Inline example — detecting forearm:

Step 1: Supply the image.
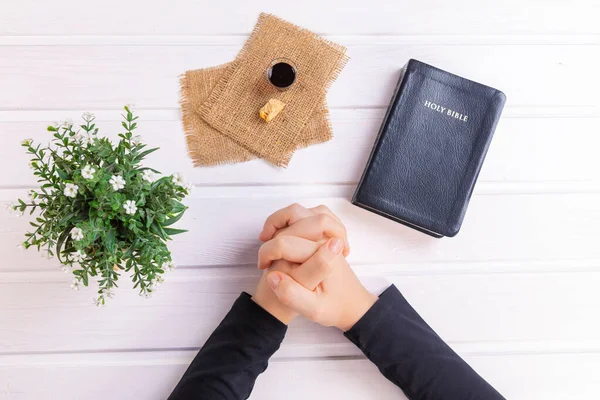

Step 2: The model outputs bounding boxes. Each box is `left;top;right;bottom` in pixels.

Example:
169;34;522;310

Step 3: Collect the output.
169;292;287;400
344;285;504;400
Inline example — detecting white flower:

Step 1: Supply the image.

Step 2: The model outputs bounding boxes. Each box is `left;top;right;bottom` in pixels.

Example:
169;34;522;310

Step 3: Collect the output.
81;164;96;180
70;279;81;291
17;242;26;251
40;249;51;259
63;183;79;198
140;288;152;299
29;160;38;170
63;154;73;161
93;297;105;307
109;175;126;191
82;112;95;121
70;227;84;241
132;135;142;146
162;261;176;272
184;182;193;195
141;169;156;183
62;119;74;129
101;288;115;299
151;275;164;289
123;200;137;215
74;133;88;145
74;132;95;146
70;250;85;262
21;138;33;146
172;173;186;186
5;202;16;214
61;265;71;274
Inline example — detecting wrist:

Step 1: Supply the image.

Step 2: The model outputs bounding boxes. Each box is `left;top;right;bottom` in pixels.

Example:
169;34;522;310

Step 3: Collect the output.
252;275;298;325
336;290;378;331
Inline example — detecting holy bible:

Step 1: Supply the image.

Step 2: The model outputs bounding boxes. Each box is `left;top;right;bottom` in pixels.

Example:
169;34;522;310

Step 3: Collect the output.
352;59;506;237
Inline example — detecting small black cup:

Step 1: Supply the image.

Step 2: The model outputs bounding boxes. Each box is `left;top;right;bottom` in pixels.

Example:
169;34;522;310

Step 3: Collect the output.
267;59;297;90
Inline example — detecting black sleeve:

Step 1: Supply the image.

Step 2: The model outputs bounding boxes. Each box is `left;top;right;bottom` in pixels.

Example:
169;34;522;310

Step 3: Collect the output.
169;292;287;400
344;285;505;400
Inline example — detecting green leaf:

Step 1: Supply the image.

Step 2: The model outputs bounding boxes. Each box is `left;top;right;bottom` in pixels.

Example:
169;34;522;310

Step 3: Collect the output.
55;228;71;263
163;210;186;227
163;227;187;236
169;200;186;214
134;147;158;162
150;221;167;240
105;229;116;253
55;167;69;180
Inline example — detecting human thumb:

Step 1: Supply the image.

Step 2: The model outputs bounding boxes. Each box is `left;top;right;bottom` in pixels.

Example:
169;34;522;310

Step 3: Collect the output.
267;271;319;318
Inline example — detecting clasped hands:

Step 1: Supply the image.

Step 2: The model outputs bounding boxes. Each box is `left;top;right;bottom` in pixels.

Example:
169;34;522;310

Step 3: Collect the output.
252;204;377;331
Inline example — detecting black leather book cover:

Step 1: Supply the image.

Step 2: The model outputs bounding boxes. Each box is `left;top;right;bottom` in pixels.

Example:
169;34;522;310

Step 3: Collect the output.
352;59;506;237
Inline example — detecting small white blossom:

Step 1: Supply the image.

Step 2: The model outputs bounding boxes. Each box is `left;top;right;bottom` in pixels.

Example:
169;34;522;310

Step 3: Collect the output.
70;250;85;262
93;297;106;307
132;135;142;146
141;169;156;183
17;242;26;251
140;288;152;299
63;154;73;161
63;183;79;198
172;173;186;186
162;261;176;272
123;200;137;215
61;265;71;274
70;279;81;291
82;112;95;121
151;275;165;289
29;160;38;170
184;182;193;195
5;202;16;214
62;119;74;129
70;227;84;241
101;288;115;299
74;132;95;146
74;133;88;145
40;249;51;259
109;175;126;191
81;164;96;180
21;138;33;146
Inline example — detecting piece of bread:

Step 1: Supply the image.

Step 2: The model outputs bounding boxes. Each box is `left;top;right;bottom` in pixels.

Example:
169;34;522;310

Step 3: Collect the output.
259;98;286;122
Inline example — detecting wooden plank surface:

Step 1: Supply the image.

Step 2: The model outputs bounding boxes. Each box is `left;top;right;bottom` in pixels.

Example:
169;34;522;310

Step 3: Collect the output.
1;115;599;188
1;351;599;400
0;43;598;109
2;0;599;35
1;268;599;355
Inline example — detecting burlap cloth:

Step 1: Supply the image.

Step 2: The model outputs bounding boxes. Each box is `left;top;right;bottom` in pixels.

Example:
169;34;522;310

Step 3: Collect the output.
181;64;332;166
181;13;348;168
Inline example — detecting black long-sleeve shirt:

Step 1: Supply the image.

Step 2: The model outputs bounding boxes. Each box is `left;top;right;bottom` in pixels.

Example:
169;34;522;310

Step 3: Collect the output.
169;285;504;399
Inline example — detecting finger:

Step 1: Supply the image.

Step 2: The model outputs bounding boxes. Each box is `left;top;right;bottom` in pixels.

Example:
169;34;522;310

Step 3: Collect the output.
267;271;321;320
308;205;342;224
291;237;344;290
304;205;350;255
259;203;313;242
257;236;320;270
274;214;349;256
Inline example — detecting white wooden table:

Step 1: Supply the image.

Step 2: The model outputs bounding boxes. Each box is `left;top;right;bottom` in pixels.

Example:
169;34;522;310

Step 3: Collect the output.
1;1;600;399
